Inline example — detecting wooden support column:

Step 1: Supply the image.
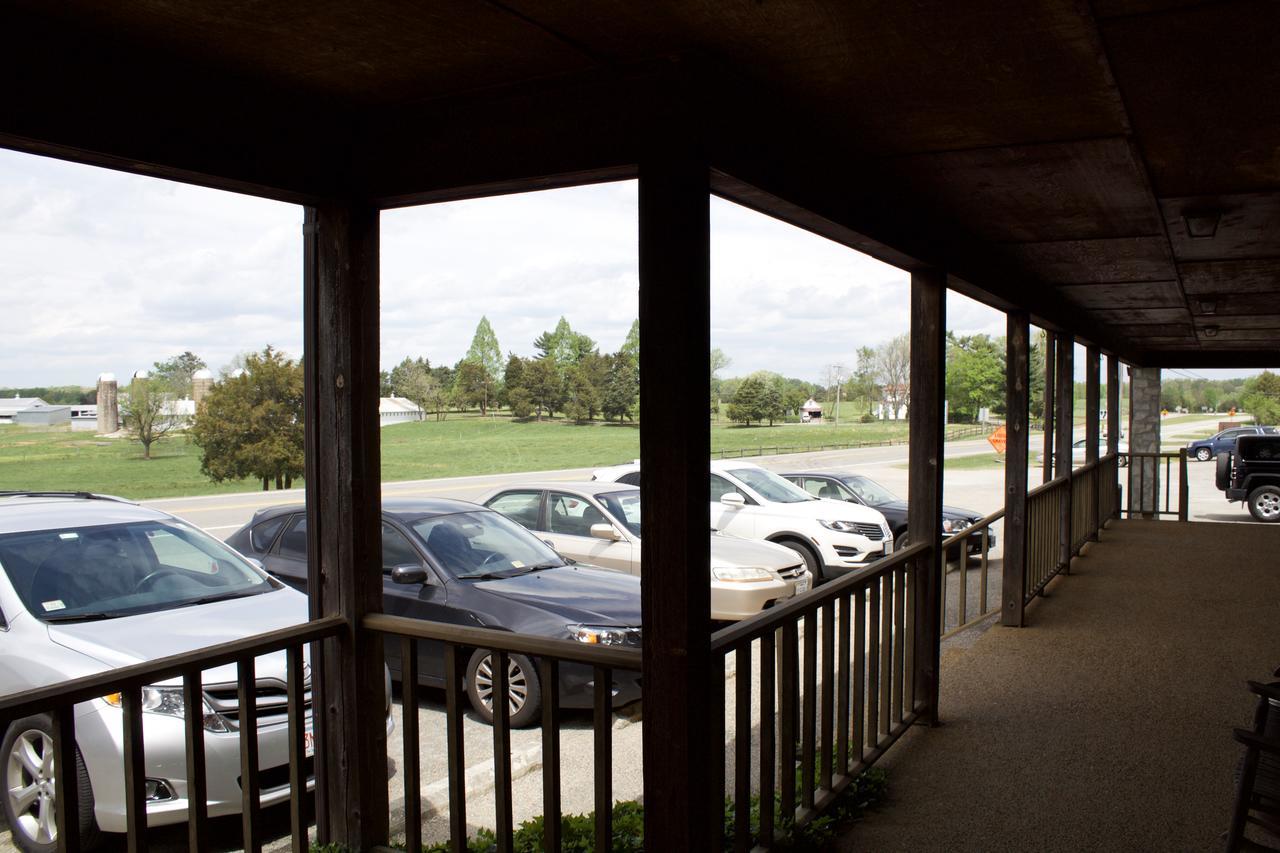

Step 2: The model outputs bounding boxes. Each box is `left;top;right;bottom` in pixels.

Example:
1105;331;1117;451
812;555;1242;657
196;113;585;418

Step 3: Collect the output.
303;202;389;848
1085;346;1100;540
1002;313;1030;627
1107;358;1120;456
638;152;713;851
1055;336;1074;571
909;269;945;724
1042;332;1056;484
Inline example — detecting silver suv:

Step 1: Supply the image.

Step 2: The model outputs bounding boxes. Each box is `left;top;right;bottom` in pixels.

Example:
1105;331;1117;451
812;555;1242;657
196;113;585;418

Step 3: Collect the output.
0;492;378;851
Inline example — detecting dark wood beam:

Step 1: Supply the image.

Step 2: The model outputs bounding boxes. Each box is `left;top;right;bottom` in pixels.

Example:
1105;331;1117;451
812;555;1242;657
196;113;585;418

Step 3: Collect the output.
1055;336;1075;572
1002;312;1030;627
1043;332;1057;484
1107;358;1121;456
303;202;389;847
1085;345;1101;540
637;149;713;852
908;269;945;724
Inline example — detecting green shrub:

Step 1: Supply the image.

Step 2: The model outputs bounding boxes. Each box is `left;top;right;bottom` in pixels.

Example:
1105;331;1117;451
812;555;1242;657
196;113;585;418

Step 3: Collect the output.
859;412;877;423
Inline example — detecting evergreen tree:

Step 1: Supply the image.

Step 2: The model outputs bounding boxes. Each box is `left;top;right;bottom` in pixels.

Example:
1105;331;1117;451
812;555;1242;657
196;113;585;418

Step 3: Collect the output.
524;357;564;420
621;319;640;370
465;316;504;386
602;353;639;422
727;377;768;425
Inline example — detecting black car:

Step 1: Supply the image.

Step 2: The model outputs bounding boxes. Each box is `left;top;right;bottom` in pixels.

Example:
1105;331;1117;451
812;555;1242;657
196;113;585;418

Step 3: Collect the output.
780;472;994;555
1217;434;1280;522
226;498;642;727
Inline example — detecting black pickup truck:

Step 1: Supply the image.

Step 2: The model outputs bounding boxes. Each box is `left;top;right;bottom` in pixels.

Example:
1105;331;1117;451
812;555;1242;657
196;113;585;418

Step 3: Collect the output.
1216;435;1280;522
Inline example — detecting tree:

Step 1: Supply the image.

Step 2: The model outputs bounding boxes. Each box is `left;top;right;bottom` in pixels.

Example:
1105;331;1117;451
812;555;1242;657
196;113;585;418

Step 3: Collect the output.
727;376;768;426
397;362;440;421
465;316;504;387
524;357;564;420
389;357;430;396
873;334;911;418
190;346;305;490
454;359;496;415
565;361;602;422
710;348;732;414
120;374;180;459
946;333;1006;423
602;352;639;422
1242;371;1280;425
621;319;640;371
152;351;207;398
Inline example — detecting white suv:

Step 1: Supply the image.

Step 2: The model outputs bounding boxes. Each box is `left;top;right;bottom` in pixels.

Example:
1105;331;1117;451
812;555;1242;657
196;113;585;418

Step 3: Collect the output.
593;461;892;582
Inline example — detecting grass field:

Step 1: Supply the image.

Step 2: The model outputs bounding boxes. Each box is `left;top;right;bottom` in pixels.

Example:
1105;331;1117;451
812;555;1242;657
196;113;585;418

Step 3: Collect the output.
0;416;1000;501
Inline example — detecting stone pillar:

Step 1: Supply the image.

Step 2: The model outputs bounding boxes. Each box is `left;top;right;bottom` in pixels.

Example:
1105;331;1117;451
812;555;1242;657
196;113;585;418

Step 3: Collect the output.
1128;367;1162;517
96;373;119;433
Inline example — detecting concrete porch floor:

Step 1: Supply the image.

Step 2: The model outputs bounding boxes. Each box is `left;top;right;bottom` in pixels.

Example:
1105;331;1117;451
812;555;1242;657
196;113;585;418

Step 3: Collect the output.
836;519;1280;852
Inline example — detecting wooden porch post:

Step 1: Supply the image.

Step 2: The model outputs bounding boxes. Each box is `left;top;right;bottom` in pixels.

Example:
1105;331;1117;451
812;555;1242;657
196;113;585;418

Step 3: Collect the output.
1042;331;1056;484
1002;312;1029;627
1085;346;1100;540
909;269;945;724
638;151;713;851
303;202;389;848
1107;358;1120;456
1055;336;1074;571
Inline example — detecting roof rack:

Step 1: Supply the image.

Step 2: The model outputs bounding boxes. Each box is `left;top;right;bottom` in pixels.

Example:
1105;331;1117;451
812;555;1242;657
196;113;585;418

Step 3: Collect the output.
0;491;132;503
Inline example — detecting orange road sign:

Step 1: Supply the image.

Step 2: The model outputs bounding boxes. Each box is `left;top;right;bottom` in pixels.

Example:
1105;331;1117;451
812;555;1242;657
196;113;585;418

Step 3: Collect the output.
987;425;1007;454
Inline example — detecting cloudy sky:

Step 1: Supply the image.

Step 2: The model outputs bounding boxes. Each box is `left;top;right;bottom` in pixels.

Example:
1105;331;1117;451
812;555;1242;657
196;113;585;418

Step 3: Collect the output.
0;148;1252;389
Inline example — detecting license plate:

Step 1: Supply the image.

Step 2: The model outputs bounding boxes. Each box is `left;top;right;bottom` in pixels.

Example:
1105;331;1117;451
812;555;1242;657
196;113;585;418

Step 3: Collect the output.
795;577;811;595
303;730;315;758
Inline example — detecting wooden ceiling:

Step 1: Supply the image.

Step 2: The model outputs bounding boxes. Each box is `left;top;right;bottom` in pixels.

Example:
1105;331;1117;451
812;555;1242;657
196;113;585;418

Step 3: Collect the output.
3;0;1277;366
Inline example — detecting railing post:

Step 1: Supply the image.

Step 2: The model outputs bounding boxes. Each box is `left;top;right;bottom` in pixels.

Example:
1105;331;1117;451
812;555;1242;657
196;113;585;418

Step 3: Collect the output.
909;269;945;725
303;201;389;847
1002;312;1029;626
1085;346;1100;540
1055;336;1074;572
1178;448;1190;521
1042;331;1056;484
638;146;713;851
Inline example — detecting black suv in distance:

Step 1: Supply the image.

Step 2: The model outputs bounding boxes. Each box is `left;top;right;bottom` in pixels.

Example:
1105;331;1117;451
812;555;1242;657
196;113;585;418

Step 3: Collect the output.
226;499;643;726
1216;435;1280;522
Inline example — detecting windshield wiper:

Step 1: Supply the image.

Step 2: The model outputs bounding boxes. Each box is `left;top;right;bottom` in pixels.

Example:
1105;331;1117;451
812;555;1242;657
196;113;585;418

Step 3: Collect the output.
43;611;116;623
179;589;268;607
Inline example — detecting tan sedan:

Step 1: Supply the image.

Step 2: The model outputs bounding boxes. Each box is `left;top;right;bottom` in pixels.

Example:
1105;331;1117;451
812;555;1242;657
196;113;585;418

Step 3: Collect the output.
476;481;811;621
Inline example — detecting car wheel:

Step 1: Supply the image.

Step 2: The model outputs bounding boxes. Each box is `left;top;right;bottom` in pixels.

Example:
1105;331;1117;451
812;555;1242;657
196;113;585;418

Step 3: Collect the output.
893;532;910;552
1247;486;1280;523
777;540;823;583
1195;447;1212;462
465;650;542;728
2;716;99;853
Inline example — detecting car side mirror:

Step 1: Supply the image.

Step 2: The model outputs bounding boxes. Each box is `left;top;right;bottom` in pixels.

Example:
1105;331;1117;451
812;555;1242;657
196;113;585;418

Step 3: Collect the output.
720;492;746;508
390;564;428;585
590;523;622;541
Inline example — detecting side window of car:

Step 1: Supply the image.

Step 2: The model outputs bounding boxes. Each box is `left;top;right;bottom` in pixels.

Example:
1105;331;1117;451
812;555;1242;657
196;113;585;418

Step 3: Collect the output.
273;515;308;560
547;493;606;536
796;477;825;497
710;474;746;503
486;491;543;531
382;523;422;573
251;516;288;552
618;471;641;486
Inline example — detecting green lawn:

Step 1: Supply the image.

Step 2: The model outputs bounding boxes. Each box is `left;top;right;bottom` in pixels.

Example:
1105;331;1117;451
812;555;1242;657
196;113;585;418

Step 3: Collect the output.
0;416;999;502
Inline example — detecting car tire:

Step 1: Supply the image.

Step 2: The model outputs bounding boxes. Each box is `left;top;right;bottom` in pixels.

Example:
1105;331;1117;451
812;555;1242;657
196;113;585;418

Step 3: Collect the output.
1195;447;1212;462
1247;486;1280;523
893;532;910;552
2;716;99;853
1216;453;1234;492
777;539;823;583
465;650;542;728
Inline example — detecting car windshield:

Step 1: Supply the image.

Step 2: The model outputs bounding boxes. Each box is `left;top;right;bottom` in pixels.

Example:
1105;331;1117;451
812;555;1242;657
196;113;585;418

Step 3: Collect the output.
840;475;899;506
598;489;642;537
409;510;566;579
0;519;278;622
727;468;815;503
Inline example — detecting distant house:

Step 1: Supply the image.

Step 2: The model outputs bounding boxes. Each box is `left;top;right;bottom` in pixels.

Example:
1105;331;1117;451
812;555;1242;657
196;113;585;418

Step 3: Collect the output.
380;396;423;427
0;396;48;424
801;398;823;423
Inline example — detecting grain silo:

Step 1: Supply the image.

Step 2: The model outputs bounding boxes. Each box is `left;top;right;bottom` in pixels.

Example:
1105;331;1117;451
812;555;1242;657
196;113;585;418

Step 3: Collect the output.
192;368;215;405
96;373;119;433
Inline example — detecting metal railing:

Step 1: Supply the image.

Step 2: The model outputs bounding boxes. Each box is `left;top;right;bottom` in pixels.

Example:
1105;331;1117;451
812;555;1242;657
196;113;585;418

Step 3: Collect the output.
939;510;1003;638
362;614;641;853
1119;450;1189;521
709;543;931;850
0;616;345;853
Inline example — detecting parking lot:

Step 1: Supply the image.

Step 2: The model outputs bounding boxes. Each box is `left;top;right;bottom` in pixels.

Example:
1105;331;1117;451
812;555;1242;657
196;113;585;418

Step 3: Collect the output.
2;418;1257;851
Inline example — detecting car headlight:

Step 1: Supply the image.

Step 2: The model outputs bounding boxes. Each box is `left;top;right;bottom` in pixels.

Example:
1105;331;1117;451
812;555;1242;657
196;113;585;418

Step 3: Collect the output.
570;625;636;645
941;518;972;533
712;566;774;582
818;519;861;532
103;686;229;733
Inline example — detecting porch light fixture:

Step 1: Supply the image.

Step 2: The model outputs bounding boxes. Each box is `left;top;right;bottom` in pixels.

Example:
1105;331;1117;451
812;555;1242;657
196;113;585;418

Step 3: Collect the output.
1183;210;1221;239
1196;298;1218;315
1201;326;1220;338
